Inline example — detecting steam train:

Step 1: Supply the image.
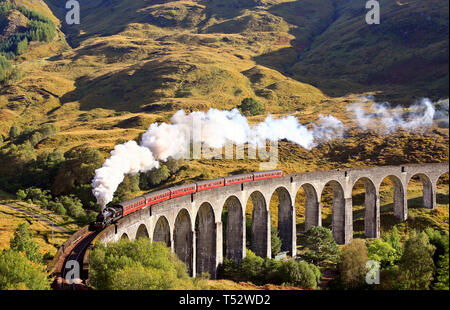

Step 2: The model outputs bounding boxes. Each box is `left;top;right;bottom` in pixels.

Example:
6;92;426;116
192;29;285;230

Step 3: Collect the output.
92;170;283;230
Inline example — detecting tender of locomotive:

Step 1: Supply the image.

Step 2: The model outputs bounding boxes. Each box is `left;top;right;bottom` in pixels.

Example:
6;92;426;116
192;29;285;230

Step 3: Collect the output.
92;169;283;230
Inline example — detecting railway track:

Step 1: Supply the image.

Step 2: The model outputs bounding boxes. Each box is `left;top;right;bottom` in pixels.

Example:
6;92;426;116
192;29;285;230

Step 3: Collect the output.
52;230;99;290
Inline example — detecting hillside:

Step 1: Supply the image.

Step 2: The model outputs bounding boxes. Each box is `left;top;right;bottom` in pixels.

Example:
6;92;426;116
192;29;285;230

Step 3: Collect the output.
0;0;448;192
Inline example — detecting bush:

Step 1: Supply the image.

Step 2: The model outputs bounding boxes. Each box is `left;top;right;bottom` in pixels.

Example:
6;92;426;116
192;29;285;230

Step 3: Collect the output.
237;98;265;116
89;239;198;290
149;164;170;186
338;239;369;289
367;239;400;268
434;252;449;290
301;226;339;267
0;249;50;290
219;249;321;289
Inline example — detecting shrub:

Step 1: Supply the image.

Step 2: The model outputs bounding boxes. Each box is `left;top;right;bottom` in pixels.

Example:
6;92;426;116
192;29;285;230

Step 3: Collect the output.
219;249;321;289
367;239;400;268
89;239;197;290
434;252;449;290
338;239;369;289
0;249;50;290
149;164;170;186
237;98;265;116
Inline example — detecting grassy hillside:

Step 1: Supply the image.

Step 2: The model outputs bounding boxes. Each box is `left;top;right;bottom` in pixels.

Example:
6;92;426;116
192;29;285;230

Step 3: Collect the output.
0;0;448;203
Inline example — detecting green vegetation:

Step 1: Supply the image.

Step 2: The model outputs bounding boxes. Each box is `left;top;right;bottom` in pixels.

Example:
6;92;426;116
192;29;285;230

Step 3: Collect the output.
0;2;56;59
0;223;51;290
16;188;97;225
219;250;321;289
300;226;339;267
237;97;265;116
89;238;207;290
9;222;42;263
330;228;449;290
338;239;369;290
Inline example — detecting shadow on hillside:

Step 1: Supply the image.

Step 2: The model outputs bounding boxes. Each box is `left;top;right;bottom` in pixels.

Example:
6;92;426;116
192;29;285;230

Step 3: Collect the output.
60;59;184;112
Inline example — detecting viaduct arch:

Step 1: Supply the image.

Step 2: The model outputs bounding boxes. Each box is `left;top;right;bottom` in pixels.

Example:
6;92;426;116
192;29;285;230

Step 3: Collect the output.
96;163;448;279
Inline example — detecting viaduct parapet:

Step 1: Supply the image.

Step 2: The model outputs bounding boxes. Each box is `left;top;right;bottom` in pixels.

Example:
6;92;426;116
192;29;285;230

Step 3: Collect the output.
96;163;448;278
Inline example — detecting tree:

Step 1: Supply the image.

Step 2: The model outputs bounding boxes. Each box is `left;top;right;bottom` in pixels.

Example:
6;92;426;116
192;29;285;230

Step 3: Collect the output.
237;98;265;116
165;157;184;174
434;252;449;290
338;239;369;289
0;55;13;83
149;165;170;186
9;223;42;263
53;146;103;195
367;239;400;268
0;249;50;290
89;239;197;290
271;228;282;257
399;231;435;290
302;226;339;266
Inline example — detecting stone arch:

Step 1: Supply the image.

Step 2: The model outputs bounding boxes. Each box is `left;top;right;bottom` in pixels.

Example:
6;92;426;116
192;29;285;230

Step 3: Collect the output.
296;183;320;231
222;196;244;261
153;216;171;247
246;191;270;258
321;180;346;245
407;173;434;209
195;202;216;278
136;224;150;240
351;177;379;238
174;209;193;276
120;233;129;240
269;187;295;255
380;175;406;221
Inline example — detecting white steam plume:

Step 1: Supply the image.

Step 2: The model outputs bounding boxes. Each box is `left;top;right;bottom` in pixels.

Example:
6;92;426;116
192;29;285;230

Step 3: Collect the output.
347;97;437;133
92;109;344;209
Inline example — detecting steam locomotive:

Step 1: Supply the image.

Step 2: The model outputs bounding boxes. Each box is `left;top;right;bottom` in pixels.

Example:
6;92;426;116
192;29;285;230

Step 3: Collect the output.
92;170;283;230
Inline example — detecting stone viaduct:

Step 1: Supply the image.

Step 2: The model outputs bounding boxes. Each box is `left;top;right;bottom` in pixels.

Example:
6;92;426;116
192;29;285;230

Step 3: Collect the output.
96;163;448;278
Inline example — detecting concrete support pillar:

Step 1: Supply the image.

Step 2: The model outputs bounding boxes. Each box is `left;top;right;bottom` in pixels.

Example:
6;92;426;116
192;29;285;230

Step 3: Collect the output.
277;189;295;256
290;204;297;257
364;189;380;238
331;182;351;245
250;193;270;258
191;230;196;278
305;201;321;231
421;176;436;209
393;180;407;221
304;184;321;231
225;198;245;262
344;197;353;245
266;210;272;258
364;182;380;239
215;221;223;279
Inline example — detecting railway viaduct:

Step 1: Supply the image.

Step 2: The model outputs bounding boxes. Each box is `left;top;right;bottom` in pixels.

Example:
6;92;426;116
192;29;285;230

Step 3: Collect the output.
95;163;448;279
